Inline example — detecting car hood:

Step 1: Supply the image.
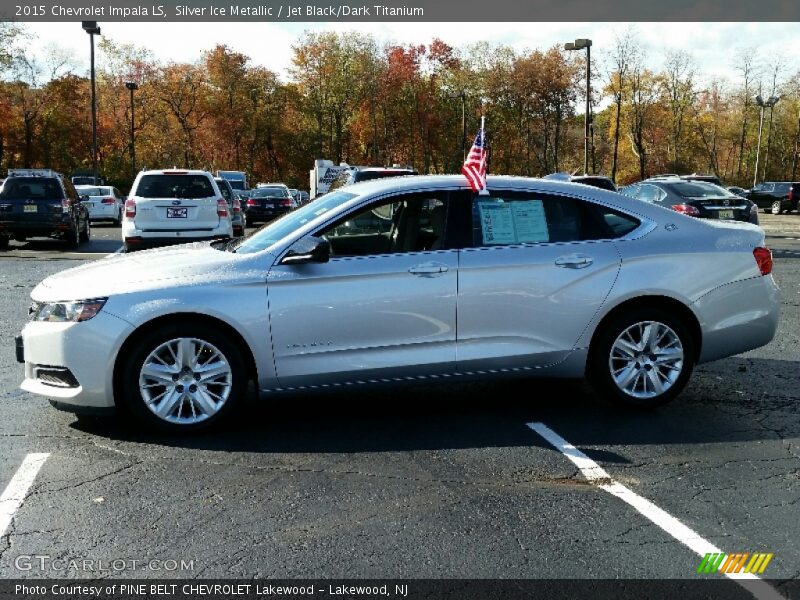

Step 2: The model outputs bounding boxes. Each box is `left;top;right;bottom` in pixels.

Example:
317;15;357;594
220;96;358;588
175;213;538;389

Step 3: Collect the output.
31;243;274;302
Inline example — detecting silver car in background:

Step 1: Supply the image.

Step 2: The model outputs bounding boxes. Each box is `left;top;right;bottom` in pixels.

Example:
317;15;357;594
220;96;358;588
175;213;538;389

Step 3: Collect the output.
17;175;779;432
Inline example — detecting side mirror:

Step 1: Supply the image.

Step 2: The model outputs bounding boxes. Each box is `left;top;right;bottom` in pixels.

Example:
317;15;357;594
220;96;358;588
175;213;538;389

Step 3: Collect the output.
281;236;330;265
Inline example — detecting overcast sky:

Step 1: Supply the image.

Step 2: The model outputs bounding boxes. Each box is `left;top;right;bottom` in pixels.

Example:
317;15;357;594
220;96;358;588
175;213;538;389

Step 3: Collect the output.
22;22;800;90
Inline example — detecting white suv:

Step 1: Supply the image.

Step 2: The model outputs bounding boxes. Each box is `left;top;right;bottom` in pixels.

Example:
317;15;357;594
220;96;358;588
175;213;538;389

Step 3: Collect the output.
122;169;233;251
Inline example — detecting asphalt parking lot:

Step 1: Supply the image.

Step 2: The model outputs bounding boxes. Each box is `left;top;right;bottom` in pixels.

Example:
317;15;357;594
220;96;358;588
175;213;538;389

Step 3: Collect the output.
0;216;798;590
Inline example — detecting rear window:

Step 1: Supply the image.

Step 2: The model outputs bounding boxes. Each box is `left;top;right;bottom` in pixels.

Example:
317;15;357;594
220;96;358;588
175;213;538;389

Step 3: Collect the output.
251;187;289;198
79;187;110;197
135;175;215;199
665;181;733;199
0;178;63;201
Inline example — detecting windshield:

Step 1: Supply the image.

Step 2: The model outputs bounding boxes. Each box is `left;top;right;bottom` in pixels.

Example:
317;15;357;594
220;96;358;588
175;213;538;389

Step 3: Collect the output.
135;174;215;199
235;191;357;254
250;187;289;198
665;181;734;199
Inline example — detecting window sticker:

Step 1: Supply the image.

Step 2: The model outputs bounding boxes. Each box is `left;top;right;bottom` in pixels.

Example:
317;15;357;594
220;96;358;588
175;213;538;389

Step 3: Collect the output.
511;201;549;243
477;199;549;245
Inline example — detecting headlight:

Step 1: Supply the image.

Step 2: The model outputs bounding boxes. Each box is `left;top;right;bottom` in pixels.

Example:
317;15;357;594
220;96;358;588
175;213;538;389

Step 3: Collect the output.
29;298;108;322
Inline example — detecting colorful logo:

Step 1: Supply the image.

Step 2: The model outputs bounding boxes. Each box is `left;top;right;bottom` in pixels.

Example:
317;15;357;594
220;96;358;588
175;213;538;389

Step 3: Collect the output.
697;553;774;575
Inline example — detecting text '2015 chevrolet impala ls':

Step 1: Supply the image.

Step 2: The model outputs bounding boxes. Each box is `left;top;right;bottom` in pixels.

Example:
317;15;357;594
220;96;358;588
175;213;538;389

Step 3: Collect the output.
17;175;779;432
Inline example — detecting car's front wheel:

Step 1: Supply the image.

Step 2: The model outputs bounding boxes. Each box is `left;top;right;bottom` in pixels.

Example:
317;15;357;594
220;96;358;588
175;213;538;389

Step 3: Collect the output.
589;308;695;409
772;200;784;215
119;324;247;432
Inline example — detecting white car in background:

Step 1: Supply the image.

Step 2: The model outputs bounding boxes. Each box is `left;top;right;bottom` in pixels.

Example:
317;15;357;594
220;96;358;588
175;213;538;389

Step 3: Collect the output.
76;185;125;226
121;169;233;252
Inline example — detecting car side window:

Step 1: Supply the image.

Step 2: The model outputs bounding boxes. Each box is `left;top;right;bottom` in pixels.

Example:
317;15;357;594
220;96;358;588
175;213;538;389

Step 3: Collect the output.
63;178;79;201
468;191;636;247
638;185;661;203
620;184;640;199
319;192;449;257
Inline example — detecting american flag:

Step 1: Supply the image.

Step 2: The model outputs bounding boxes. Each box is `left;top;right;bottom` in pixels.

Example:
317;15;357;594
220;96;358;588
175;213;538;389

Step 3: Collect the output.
462;116;488;194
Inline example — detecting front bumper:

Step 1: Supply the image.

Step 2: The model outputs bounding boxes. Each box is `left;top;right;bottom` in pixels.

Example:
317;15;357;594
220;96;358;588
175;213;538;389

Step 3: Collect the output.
19;311;135;410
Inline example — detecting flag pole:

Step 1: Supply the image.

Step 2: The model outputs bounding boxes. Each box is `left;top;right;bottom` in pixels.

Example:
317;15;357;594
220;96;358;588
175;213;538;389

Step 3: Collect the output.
479;115;489;195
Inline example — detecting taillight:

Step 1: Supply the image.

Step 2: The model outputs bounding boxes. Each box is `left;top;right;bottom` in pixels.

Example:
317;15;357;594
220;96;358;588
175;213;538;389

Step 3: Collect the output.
672;203;700;217
789;188;795;202
101;197;115;205
217;198;228;218
753;247;773;276
246;198;257;207
279;199;293;207
124;199;136;218
232;198;241;214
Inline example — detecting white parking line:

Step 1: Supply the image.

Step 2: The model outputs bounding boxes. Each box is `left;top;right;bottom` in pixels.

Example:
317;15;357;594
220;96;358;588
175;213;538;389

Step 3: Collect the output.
0;453;50;537
527;423;784;600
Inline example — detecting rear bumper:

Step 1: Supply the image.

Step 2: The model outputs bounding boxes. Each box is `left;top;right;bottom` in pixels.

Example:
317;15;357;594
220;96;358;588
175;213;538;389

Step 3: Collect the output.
693;274;780;364
86;204;119;220
124;235;229;250
245;208;290;222
0;218;71;237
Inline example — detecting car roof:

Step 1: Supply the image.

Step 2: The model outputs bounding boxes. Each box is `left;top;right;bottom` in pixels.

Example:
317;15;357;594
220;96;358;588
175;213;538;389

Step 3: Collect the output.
139;169;212;176
338;174;632;204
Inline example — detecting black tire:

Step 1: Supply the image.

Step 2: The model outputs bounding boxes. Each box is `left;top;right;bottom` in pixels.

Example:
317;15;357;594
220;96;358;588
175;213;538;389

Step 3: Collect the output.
0;236;9;250
65;222;80;249
771;200;784;215
118;323;247;432
113;211;122;227
79;218;91;243
588;307;695;409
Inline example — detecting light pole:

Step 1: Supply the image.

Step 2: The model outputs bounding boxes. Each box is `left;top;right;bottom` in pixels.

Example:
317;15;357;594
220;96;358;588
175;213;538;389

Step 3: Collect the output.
82;21;101;185
763;95;780;181
125;81;138;181
565;38;592;175
753;94;780;188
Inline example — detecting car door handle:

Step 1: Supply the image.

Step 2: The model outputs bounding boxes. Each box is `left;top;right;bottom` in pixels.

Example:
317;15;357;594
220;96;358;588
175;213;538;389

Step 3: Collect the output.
555;254;594;269
408;262;448;277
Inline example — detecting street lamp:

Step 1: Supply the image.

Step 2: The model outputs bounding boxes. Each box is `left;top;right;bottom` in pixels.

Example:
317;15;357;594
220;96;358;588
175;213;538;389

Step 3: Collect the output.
82;21;101;185
565;38;592;175
125;81;139;181
753;94;780;188
763;95;780;182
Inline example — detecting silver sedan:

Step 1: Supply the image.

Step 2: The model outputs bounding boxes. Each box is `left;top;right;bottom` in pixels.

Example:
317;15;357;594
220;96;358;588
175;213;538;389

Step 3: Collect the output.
18;175;779;431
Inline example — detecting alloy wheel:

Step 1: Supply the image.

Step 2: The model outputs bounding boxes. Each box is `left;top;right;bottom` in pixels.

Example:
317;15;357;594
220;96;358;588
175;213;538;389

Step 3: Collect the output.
608;321;684;399
138;337;233;425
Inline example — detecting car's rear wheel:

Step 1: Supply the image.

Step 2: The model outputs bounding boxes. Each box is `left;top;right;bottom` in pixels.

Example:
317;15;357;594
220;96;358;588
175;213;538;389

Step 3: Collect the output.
79;218;91;243
0;236;9;250
113;210;122;227
66;222;80;249
772;200;784;215
119;324;246;432
589;308;695;409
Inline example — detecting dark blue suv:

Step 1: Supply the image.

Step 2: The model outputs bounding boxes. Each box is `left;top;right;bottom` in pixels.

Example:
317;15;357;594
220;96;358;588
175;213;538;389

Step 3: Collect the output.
0;169;91;249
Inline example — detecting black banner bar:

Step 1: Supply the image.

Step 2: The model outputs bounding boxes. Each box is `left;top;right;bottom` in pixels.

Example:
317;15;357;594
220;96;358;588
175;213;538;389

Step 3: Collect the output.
2;0;800;22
